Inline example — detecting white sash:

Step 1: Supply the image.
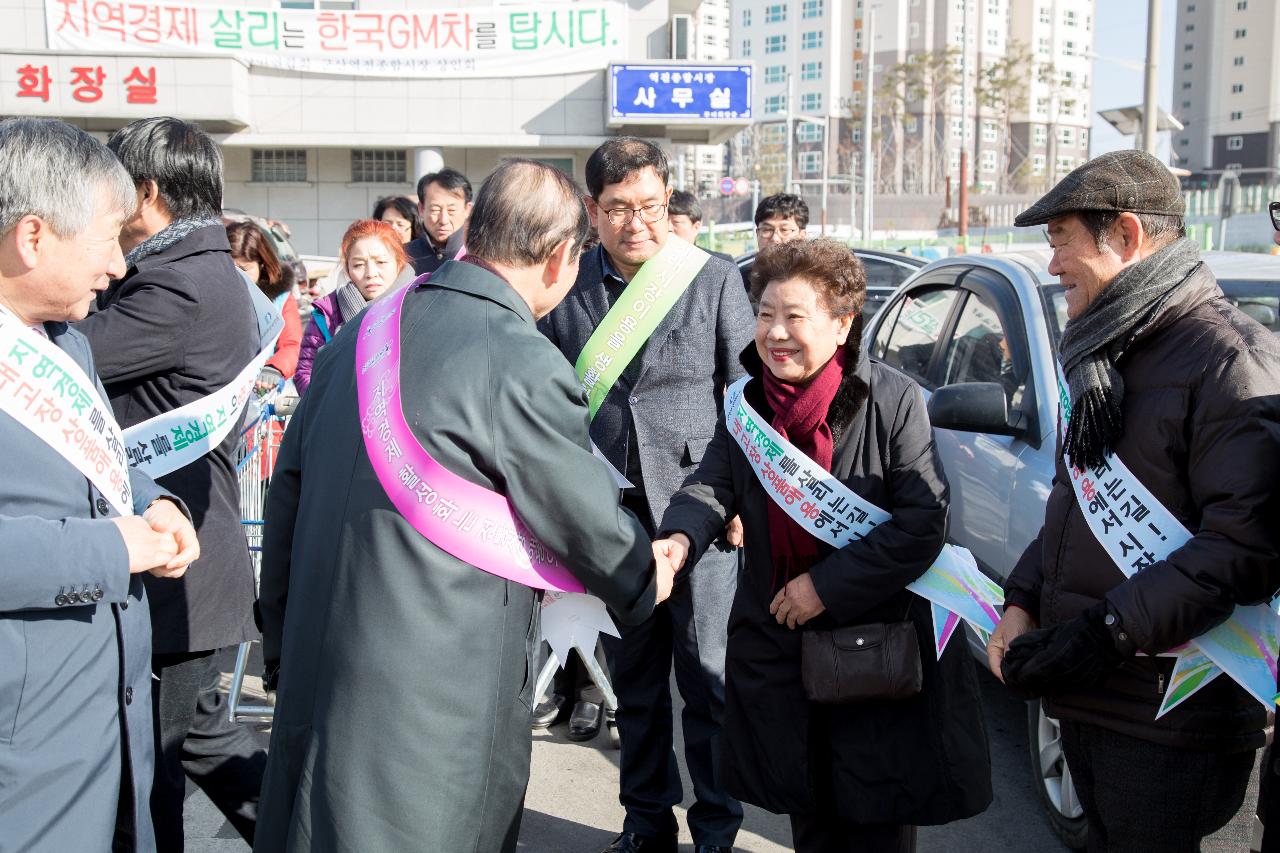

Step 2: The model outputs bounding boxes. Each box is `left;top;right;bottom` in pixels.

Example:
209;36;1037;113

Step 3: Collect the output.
122;280;283;479
0;309;133;515
724;376;1005;657
1056;365;1279;715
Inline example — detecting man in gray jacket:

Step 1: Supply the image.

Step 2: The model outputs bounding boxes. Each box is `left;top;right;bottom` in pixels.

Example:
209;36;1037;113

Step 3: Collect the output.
0;117;198;853
540;138;754;853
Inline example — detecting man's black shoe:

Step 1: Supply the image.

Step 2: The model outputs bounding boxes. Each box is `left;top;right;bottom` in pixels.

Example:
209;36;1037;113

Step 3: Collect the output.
600;831;678;853
531;693;568;730
567;700;603;741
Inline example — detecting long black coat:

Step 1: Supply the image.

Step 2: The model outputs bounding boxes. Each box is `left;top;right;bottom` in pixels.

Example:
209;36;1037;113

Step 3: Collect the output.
78;224;259;654
1005;263;1280;750
661;343;993;824
255;261;658;853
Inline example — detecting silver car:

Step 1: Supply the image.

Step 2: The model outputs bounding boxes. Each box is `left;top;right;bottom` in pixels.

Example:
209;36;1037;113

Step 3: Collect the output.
863;248;1279;849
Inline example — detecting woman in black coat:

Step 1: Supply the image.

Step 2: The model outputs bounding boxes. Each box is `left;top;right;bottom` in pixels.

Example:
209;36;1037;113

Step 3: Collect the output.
658;240;992;852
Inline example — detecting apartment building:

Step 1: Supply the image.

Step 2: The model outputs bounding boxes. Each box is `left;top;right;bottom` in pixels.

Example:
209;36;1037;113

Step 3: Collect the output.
1173;0;1280;187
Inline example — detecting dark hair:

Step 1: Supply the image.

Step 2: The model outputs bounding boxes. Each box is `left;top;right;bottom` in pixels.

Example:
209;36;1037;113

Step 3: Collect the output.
416;167;473;205
755;193;810;230
373;195;422;240
226;220;291;299
1078;210;1186;250
467;159;591;267
585;137;670;199
750;239;866;319
668;189;703;224
107;117;222;220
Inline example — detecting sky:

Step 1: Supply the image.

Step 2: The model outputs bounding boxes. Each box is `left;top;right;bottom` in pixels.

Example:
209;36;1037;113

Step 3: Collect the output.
1089;0;1177;161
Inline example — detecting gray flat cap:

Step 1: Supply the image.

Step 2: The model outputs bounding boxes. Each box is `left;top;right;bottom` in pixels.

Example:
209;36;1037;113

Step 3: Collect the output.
1014;149;1184;227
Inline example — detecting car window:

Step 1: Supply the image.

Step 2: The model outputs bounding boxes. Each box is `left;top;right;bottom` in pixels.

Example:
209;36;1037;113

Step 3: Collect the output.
862;258;915;292
1219;280;1280;336
939;291;1026;410
863;290;891;322
879;288;959;384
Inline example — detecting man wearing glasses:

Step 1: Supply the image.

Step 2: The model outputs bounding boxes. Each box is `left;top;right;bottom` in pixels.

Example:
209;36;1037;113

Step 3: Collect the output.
754;193;809;246
540;137;753;853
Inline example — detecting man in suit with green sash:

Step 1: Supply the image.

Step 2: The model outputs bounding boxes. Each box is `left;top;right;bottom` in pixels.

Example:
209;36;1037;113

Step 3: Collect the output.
540;137;755;853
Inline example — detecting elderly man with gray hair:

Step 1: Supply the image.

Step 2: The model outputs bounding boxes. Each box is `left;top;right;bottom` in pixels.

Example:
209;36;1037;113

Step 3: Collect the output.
987;149;1280;850
254;158;672;853
0;117;199;852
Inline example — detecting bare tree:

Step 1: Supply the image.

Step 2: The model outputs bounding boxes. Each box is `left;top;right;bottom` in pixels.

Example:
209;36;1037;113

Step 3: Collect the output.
975;40;1033;194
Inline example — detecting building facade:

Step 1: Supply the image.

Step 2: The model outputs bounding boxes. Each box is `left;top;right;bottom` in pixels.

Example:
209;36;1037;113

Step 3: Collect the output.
1172;0;1280;187
732;0;1093;200
1;0;748;254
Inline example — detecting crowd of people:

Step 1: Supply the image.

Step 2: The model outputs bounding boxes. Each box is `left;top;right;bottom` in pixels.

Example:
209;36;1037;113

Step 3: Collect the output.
1;114;1279;853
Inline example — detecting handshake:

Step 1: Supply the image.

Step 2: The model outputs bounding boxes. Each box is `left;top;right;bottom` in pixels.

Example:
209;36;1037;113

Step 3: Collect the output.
650;532;692;605
110;498;201;579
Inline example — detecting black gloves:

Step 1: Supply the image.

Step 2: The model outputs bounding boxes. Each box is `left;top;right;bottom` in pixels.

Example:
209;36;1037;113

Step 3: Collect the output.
1001;602;1128;698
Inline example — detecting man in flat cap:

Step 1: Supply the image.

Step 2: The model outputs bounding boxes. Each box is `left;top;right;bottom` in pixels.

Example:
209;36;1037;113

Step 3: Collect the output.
986;149;1280;850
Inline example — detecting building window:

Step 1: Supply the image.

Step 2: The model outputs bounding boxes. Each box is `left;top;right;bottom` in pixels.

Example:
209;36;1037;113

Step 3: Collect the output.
981;120;997;142
351;149;406;183
1035;97;1048;115
1180;137;1190;146
1182;81;1192;90
1039;7;1050;24
980;150;997;173
742;9;751;26
1033;155;1045;175
801;92;822;111
910;22;920;39
1237;1;1247;8
1080;129;1088;148
1063;40;1076;56
905;115;918;133
798;122;824;142
765;65;786;84
252;149;307;183
1182;100;1192;109
765;34;786;53
764;94;787;114
852;127;862;144
1185;24;1194;31
742;39;751;56
951;117;963;139
1234;56;1245;66
1065;10;1077;26
799;151;822;175
801;61;822;80
1227;135;1244;150
1038;37;1050;56
1231;111;1243;120
765;4;786;24
802;31;823;50
1234;28;1246;38
802;0;824;19
853;62;862;81
986;29;999;48
1183;62;1192;70
1060;127;1074;145
1057;156;1074;172
1232;83;1244;93
1184;43;1193;51
1033;124;1046;146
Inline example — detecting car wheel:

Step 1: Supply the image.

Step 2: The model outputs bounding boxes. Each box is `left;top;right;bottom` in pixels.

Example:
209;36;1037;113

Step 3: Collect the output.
1027;700;1088;849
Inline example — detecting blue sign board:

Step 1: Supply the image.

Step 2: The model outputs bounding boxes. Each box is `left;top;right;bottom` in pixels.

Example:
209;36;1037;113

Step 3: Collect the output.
609;64;752;122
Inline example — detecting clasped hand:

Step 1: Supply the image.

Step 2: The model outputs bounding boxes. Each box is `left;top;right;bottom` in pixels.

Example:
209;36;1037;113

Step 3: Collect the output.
650;533;692;606
769;573;826;629
111;498;201;579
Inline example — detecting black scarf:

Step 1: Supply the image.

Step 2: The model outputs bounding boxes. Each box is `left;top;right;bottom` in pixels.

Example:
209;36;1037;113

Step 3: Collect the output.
1059;237;1202;470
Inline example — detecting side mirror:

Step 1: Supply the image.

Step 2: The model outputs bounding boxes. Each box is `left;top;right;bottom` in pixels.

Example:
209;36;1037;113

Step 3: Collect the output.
928;382;1015;435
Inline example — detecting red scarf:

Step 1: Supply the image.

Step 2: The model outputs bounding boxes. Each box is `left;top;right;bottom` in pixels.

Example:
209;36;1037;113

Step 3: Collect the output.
762;347;848;590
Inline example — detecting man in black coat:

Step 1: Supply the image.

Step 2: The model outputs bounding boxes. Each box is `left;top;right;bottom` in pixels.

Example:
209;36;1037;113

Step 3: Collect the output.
404;166;471;275
77;117;267;850
989;151;1280;850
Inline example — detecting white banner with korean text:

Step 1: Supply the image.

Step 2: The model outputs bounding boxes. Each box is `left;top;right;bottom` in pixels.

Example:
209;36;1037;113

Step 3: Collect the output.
45;0;627;79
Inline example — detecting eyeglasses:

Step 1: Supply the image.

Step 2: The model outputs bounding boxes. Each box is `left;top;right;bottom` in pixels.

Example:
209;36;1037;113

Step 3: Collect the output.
1270;200;1280;232
757;225;801;239
602;203;667;227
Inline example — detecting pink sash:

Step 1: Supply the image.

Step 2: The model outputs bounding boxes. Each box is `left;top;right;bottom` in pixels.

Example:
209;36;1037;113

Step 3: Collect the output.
355;280;584;592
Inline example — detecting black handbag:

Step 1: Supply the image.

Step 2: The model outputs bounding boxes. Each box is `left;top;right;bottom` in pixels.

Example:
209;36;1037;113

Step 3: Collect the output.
800;608;923;704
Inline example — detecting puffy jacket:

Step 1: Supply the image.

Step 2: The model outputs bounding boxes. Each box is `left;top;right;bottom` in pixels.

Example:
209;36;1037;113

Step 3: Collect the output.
295;291;346;394
1005;262;1280;751
265;291;302;380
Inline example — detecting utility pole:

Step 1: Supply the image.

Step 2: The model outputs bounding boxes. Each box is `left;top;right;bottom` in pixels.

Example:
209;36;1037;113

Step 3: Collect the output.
1140;0;1161;154
861;8;875;243
958;0;970;243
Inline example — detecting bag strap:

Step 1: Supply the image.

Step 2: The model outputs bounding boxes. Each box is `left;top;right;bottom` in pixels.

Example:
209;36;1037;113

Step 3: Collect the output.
313;308;332;342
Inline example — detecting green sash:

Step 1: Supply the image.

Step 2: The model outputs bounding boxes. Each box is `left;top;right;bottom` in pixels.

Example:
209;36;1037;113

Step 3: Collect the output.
574;236;709;418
